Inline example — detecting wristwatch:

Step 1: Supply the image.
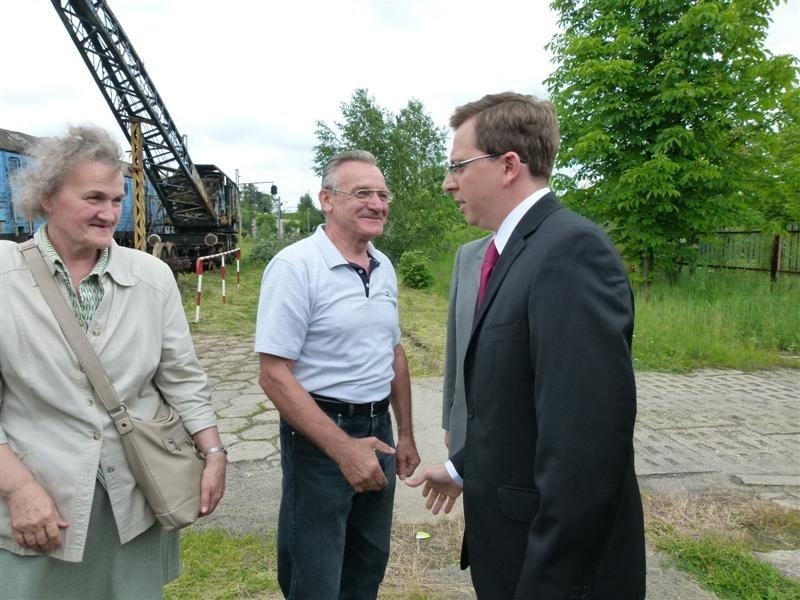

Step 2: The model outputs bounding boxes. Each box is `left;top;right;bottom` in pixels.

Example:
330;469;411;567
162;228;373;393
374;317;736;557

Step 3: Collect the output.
202;446;228;459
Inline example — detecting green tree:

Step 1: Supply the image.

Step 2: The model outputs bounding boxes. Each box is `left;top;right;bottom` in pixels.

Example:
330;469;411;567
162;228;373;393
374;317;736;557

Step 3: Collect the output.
296;193;325;233
547;0;799;279
736;86;800;231
240;183;275;236
255;212;276;239
313;89;462;259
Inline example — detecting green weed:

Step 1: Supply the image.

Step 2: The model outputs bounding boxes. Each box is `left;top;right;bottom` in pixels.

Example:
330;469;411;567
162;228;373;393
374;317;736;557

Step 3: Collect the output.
164;529;279;600
634;269;800;371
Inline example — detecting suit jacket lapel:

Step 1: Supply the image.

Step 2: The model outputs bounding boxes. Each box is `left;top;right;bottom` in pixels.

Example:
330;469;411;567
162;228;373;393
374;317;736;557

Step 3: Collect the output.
472;193;562;331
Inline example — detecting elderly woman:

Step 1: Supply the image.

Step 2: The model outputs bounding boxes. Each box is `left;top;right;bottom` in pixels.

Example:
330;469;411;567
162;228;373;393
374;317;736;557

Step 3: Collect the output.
0;125;226;599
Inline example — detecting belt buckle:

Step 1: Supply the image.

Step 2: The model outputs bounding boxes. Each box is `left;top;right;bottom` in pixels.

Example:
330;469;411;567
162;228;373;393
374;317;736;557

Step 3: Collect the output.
370;401;375;418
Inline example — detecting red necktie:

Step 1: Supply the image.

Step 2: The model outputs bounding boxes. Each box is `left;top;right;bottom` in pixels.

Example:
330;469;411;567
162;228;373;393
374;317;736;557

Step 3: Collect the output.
476;240;499;308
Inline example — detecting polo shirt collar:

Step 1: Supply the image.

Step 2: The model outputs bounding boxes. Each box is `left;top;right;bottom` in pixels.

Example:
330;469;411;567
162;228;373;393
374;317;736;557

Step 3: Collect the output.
313;224;380;270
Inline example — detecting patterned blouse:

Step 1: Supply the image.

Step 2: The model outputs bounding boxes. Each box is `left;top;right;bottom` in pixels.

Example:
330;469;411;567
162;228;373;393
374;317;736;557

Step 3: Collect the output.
35;226;109;331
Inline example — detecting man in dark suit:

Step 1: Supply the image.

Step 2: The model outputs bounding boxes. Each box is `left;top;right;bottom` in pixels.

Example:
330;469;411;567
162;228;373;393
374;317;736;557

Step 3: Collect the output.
442;234;492;456
407;92;646;599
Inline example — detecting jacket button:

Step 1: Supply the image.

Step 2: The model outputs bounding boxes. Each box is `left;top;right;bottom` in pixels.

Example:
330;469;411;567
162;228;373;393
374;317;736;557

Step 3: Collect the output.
467;409;475;419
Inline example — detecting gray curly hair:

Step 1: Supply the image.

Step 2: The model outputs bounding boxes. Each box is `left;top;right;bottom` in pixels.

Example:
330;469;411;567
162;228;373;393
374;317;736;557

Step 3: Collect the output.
12;125;123;220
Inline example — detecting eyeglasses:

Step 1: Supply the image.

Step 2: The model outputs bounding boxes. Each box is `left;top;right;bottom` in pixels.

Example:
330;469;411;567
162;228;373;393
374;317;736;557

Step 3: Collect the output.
446;152;529;175
326;187;393;203
446;153;502;175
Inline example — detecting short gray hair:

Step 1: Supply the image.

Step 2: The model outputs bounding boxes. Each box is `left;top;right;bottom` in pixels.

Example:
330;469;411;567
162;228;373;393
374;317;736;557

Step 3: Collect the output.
320;150;378;190
12;125;123;220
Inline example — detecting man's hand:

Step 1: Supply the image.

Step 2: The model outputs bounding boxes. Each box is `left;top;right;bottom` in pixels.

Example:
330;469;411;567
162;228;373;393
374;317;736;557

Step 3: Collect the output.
7;480;68;554
405;464;462;514
336;437;395;493
395;434;420;480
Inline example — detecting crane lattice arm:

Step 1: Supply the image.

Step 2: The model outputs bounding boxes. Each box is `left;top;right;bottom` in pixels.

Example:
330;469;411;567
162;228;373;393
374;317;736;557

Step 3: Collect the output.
51;0;218;227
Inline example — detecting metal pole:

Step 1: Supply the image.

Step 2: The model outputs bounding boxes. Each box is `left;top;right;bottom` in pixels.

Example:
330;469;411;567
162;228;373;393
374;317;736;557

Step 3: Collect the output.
250;186;256;239
235;169;242;236
131;120;145;251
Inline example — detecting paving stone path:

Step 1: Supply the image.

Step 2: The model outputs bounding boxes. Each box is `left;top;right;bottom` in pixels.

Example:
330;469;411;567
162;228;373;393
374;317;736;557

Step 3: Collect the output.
193;333;800;599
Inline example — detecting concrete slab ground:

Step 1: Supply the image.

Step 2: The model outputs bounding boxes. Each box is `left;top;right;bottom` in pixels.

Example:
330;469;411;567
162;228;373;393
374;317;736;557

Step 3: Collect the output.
193;334;799;598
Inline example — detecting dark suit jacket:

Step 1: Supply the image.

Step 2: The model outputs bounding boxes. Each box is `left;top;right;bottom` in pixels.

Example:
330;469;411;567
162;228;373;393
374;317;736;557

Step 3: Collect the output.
451;193;646;599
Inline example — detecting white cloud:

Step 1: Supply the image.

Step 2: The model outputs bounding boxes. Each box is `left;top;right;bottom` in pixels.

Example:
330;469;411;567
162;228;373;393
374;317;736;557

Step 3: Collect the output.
2;0;797;210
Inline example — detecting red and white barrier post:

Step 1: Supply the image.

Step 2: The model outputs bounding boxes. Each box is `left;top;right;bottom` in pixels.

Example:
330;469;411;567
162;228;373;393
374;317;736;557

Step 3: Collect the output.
194;258;205;323
236;249;241;288
194;248;240;323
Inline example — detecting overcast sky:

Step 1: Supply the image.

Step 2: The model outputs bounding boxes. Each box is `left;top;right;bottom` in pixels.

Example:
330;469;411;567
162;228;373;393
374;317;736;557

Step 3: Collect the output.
2;1;798;210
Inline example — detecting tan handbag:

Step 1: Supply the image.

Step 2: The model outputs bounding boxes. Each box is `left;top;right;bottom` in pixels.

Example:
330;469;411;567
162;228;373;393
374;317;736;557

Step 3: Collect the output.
20;240;204;531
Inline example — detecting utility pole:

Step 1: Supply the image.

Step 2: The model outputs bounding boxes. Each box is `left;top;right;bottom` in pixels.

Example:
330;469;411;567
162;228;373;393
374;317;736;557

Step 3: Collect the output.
237;180;278;240
250;186;256;239
275;196;283;239
235;169;242;237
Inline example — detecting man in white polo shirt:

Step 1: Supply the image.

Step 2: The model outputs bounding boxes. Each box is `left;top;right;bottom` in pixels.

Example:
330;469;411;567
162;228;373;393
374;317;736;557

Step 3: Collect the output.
255;150;420;599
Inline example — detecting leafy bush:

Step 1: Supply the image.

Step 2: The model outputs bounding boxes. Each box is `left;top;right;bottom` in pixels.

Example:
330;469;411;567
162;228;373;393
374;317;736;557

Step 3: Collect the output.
255;213;276;239
398;250;434;289
248;233;303;266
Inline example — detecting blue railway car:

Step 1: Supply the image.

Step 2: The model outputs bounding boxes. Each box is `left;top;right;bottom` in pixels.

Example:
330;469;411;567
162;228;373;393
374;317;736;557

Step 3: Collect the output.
0;129;42;240
1;127;166;244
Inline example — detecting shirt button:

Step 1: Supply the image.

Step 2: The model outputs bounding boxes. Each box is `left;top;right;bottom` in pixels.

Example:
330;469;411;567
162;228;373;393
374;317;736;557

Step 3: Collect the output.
88;399;94;406
93;432;102;440
107;466;115;473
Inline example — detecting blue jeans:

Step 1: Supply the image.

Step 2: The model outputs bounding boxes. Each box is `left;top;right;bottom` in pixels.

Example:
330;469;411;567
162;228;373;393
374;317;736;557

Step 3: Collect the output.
278;411;396;600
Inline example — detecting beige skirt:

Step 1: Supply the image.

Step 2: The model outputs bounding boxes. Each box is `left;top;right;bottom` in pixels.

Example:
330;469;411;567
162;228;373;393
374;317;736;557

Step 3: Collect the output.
0;480;179;600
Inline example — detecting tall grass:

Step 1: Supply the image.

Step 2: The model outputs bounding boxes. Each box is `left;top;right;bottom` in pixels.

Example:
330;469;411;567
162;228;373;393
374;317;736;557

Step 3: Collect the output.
398;287;448;376
182;241;798;374
427;226;487;298
633;269;800;371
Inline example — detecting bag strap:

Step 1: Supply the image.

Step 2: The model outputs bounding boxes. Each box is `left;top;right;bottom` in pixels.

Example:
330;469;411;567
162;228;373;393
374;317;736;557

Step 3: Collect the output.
19;240;134;436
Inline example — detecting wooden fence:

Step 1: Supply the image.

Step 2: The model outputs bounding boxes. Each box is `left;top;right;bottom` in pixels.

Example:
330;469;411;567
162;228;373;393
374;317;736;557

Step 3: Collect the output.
696;227;800;279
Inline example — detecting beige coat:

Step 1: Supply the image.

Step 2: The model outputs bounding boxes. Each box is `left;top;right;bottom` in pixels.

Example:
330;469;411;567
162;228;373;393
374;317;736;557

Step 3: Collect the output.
0;239;216;562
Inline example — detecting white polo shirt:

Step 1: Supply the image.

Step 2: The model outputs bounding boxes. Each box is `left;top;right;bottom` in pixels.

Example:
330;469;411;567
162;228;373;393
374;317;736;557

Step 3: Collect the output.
254;225;400;403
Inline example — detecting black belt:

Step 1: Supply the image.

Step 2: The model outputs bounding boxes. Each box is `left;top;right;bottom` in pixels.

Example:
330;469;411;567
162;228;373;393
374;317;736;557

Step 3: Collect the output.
311;394;390;417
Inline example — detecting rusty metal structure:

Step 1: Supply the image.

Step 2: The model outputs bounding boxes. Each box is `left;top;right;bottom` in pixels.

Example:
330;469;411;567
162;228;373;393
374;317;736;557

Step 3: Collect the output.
50;0;240;269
